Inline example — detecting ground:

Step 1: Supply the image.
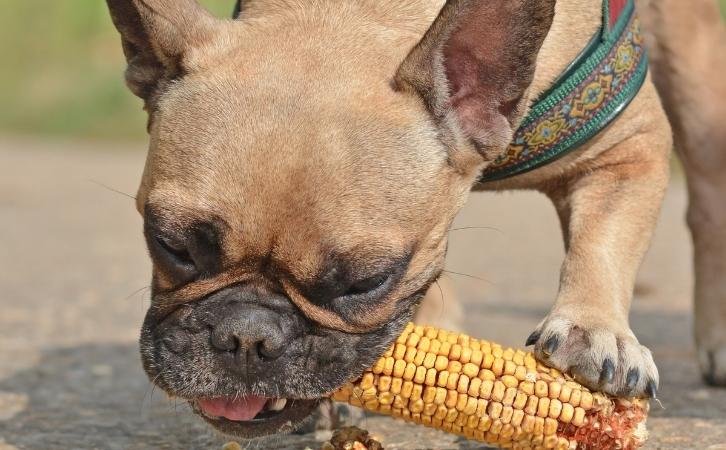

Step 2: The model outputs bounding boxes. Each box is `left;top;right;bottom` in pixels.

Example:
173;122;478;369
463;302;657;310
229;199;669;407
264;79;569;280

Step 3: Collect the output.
1;136;725;450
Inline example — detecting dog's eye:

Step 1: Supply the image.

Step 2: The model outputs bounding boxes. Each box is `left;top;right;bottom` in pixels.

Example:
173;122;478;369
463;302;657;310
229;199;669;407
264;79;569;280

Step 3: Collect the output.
150;235;198;284
345;273;390;297
156;236;192;263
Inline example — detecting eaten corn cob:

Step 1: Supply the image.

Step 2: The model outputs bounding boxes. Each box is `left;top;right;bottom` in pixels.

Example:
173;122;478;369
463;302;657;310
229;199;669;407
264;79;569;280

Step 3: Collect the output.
332;323;649;450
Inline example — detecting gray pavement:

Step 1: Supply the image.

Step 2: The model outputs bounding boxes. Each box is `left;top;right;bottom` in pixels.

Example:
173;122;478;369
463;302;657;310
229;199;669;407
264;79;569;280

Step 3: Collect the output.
1;136;724;449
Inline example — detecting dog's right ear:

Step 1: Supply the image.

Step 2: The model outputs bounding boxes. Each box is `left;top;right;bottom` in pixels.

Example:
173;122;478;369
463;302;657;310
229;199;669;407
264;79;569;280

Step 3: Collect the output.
106;0;218;111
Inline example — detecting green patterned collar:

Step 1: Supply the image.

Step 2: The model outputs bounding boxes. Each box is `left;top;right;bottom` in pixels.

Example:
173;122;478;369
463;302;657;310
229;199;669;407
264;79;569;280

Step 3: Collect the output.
478;0;648;183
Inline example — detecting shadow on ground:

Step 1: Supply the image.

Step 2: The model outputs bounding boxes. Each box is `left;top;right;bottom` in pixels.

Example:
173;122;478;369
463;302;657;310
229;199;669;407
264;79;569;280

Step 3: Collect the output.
0;343;484;450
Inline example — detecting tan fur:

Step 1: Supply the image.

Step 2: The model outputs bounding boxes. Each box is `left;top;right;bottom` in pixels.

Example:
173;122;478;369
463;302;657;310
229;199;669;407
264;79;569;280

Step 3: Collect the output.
107;0;726;396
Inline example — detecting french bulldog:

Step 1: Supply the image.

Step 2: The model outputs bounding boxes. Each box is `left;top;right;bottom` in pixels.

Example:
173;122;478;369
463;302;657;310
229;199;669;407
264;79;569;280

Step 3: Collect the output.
106;0;726;439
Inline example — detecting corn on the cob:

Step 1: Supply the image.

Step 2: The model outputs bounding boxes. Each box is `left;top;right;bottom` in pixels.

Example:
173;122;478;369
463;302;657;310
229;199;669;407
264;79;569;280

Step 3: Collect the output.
332;323;649;450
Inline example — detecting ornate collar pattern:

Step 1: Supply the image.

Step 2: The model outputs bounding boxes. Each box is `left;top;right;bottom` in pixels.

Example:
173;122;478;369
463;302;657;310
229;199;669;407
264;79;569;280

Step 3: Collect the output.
478;0;648;183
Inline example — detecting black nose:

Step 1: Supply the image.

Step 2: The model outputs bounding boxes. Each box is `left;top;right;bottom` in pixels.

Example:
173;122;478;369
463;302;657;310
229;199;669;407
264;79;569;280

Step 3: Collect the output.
210;305;289;361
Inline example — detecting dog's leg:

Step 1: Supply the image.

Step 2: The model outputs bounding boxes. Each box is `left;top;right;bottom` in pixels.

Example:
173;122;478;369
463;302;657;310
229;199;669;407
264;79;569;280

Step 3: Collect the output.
640;0;726;386
528;118;671;397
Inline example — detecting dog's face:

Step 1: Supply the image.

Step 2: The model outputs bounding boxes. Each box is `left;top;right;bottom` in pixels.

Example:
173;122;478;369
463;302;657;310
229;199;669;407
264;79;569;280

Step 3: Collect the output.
107;0;553;438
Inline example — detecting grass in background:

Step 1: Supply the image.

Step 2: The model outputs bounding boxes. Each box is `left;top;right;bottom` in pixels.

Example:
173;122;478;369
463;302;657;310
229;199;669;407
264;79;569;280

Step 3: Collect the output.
0;1;236;142
1;1;725;142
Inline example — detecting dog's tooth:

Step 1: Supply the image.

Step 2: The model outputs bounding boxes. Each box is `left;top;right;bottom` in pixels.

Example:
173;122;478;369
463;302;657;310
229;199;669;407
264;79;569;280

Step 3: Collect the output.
269;398;287;411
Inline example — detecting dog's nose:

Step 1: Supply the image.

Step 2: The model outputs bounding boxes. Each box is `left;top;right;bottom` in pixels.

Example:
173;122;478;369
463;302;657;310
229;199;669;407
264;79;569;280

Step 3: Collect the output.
210;305;289;361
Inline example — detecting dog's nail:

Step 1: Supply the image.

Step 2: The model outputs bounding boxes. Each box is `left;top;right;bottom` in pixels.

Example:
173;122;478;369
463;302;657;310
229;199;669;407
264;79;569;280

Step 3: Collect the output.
543;335;560;356
599;358;615;385
525;331;540;346
625;368;640;390
646;380;658;399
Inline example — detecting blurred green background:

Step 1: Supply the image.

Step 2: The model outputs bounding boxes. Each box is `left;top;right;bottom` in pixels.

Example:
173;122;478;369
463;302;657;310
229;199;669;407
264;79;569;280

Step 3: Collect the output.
1;0;725;143
0;1;235;142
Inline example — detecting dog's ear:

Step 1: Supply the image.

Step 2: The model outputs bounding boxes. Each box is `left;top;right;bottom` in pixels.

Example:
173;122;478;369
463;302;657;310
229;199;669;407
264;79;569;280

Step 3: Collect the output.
106;0;217;110
395;0;556;167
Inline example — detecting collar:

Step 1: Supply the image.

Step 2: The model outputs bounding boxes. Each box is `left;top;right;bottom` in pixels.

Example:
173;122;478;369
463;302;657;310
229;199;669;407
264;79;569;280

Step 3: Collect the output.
478;0;648;183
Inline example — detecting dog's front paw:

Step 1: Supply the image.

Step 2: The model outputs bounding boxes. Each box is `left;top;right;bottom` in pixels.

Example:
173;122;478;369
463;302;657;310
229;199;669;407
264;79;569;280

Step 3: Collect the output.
526;313;658;398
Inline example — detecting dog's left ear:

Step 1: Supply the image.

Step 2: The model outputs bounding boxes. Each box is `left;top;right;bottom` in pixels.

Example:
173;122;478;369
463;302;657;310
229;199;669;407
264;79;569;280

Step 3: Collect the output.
106;0;218;112
395;0;556;169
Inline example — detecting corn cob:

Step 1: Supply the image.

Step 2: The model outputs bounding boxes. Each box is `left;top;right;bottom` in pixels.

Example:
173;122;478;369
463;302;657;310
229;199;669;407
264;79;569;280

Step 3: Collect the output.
332;323;649;450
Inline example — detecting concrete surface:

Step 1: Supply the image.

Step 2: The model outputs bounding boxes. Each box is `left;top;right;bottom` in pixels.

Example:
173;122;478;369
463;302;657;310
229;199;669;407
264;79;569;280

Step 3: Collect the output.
1;136;724;449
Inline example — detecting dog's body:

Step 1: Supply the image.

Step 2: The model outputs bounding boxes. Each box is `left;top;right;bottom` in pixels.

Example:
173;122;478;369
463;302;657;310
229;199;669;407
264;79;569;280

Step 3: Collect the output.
106;0;726;439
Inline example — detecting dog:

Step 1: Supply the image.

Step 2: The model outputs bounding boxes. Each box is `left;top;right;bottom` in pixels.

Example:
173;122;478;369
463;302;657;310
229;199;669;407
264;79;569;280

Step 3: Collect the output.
106;0;726;439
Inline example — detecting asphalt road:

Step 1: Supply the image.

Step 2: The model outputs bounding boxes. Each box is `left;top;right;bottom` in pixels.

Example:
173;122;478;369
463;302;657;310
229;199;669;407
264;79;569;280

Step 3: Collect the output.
1;136;725;449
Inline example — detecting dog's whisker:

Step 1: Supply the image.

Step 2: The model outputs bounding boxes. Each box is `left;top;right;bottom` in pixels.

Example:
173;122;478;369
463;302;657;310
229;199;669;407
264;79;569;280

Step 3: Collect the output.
447;225;504;235
88;179;137;200
441;269;491;284
348;388;369;431
140;370;167;417
125;285;151;301
434;279;446;321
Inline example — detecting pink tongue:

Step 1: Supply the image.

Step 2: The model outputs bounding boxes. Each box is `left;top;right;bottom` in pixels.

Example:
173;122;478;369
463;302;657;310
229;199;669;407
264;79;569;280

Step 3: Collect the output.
198;396;268;421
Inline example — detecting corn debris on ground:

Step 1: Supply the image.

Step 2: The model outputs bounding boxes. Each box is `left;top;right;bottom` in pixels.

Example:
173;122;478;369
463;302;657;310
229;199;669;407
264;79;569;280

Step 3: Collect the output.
318;426;384;450
332;323;649;450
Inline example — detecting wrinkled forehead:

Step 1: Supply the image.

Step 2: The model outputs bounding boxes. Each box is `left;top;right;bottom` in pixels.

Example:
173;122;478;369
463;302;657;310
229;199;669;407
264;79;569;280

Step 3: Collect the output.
146;65;447;195
140;72;452;247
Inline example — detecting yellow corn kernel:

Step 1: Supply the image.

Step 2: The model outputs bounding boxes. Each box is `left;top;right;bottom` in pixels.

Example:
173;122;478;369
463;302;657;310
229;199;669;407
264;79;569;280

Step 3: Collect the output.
437;370;449;388
549;381;562;399
569;388;582;407
423;352;437;369
491;381;506;402
559;384;572;403
479;368;496;381
524;395;539;416
414;366;427;384
501;374;520;389
537;397;551;418
446;372;460;391
401;381;414;398
455;393;468;412
390;377;402;395
360;373;375;390
450;344;462;361
502;387;518;406
434;355;449;371
425;368;437;386
549;399;563;419
580;391;594;410
372;357;385;374
572;407;587;427
404;362;417;381
468;376;482;397
445;390;458;408
457;375;470;394
535;380;549;398
560;403;574;423
519;380;535;395
404;346;417;363
487;402;503;420
492;358;505;376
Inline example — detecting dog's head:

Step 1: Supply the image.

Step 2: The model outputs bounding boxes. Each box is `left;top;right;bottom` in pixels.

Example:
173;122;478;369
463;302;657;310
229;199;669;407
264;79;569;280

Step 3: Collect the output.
107;0;554;438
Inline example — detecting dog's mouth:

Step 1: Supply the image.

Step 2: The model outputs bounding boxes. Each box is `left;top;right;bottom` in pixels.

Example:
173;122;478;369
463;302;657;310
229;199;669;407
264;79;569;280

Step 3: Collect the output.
192;396;320;436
